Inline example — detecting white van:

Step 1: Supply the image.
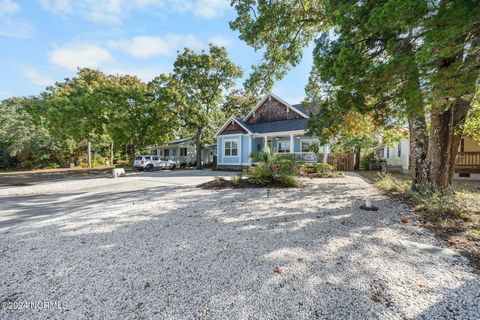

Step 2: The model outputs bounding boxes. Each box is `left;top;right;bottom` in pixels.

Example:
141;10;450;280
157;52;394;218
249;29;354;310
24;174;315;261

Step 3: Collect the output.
133;155;177;171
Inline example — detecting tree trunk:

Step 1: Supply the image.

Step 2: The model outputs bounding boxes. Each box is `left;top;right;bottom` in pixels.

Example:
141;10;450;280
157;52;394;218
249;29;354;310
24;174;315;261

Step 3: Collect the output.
408;112;429;190
401;43;429;190
354;147;360;171
87;140;92;168
427;98;470;190
110;141;114;167
195;129;203;170
131;143;136;162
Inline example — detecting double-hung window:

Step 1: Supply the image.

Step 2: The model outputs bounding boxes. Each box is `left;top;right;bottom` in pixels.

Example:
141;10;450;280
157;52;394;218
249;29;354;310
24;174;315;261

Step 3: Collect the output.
224;140;238;156
277;141;290;153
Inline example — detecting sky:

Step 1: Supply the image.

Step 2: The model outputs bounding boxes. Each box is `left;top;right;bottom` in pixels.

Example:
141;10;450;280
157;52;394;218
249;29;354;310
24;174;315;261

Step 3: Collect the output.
0;0;313;104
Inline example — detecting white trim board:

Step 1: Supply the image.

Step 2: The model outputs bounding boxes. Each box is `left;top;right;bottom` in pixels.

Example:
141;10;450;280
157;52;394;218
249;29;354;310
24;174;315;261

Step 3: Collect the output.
215;117;252;137
223;138;240;158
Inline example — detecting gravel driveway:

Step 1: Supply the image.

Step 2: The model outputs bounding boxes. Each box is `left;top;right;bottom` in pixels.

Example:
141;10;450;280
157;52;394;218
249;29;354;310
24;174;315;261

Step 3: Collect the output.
0;172;478;319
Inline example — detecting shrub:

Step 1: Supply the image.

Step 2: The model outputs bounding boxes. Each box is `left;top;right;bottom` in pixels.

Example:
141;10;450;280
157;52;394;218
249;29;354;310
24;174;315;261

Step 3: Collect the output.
277;174;300;187
315;163;333;174
374;172;410;193
249;163;275;185
248;150;299;187
231;171;244;186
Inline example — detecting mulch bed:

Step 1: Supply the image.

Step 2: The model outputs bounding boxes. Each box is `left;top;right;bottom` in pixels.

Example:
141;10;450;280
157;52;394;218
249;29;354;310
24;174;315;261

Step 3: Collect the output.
197;178;294;190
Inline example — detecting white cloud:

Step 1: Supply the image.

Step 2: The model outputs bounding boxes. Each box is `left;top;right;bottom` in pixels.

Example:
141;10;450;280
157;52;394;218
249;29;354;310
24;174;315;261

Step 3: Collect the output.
0;0;20;16
209;35;231;48
21;66;55;86
110;34;204;58
0;0;34;38
192;0;230;18
0;18;34;38
39;0;72;14
38;0;231;24
49;43;114;70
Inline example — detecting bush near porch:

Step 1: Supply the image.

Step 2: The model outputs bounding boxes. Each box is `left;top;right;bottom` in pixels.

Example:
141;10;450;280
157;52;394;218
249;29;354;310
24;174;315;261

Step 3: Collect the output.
298;162;344;178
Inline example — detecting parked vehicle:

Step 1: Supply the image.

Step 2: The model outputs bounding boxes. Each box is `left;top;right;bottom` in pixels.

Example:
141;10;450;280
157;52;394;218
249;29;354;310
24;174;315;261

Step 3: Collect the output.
133;155;177;171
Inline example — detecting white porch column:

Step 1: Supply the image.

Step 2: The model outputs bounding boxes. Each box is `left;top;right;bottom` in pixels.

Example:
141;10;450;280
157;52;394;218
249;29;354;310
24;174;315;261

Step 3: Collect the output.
323;145;328;164
249;135;253;164
264;136;268;151
289;134;294;154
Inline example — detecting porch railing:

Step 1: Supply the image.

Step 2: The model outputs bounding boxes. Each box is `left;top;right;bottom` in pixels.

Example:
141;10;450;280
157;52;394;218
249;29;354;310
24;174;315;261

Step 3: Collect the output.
455;152;480;169
275;152;319;162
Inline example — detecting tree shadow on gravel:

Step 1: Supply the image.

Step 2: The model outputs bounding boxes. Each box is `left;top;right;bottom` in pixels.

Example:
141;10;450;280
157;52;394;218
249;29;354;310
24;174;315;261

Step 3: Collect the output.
0;176;478;320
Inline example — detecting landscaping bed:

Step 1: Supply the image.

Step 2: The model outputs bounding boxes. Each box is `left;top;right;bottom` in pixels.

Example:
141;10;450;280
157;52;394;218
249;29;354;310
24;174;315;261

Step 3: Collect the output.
198;176;294;189
357;171;480;272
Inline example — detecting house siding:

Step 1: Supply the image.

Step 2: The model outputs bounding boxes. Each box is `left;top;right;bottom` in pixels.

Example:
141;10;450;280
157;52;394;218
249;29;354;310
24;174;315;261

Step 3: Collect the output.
379;138;410;173
241;135;250;164
217;135;242;165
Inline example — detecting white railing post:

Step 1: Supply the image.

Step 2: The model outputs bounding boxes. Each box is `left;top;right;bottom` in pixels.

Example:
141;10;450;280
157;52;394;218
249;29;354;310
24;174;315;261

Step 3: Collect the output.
290;134;294;154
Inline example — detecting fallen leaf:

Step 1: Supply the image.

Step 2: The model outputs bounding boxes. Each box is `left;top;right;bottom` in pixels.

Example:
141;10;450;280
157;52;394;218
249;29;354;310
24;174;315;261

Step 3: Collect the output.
274;267;284;274
144;282;150;289
400;218;409;224
371;294;381;303
297;257;304;262
136;302;144;309
417;284;426;289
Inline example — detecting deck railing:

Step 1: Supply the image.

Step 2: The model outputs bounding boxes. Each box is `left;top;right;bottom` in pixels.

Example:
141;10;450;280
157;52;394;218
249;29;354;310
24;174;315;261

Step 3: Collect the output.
455;152;480;168
274;152;319;162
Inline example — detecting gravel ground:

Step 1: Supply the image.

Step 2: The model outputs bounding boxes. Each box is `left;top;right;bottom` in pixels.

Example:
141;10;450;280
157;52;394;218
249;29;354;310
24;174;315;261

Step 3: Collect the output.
0;172;479;319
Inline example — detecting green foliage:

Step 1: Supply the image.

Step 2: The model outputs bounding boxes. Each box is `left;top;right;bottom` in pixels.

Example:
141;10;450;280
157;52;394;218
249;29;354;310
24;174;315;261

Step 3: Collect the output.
171;45;243;168
374;173;410;193
464;91;480;144
249;163;275;186
231;171;244;186
231;0;480;191
0;97;72;169
248;149;299;187
222;89;261;119
314;163;333;174
230;0;324;93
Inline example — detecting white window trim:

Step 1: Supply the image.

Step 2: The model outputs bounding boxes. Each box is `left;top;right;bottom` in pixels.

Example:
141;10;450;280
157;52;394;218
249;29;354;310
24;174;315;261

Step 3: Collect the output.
223;139;239;157
277;140;291;153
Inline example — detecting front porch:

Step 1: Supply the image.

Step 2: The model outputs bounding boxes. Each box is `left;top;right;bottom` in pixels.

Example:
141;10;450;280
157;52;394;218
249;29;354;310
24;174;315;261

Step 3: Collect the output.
250;134;328;163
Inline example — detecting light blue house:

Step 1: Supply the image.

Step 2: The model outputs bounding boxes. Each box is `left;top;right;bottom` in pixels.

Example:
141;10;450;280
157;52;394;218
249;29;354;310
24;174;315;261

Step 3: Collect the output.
215;93;330;170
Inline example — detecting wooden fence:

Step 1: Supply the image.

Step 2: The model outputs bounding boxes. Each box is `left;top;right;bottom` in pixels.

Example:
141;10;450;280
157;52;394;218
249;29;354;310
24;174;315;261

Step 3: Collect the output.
327;153;356;171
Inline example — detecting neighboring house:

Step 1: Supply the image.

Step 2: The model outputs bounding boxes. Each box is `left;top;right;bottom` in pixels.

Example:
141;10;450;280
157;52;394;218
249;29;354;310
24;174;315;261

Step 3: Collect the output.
375;136;480;180
373;137;410;174
215;93;330;170
149;138;217;167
